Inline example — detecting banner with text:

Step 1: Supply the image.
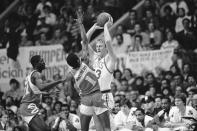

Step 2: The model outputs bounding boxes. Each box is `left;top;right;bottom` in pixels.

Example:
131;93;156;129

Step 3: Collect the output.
0;45;68;91
125;49;174;75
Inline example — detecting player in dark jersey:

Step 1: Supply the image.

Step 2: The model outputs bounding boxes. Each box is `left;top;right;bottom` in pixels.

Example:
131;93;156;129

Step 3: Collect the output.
65;11;111;131
19;55;66;131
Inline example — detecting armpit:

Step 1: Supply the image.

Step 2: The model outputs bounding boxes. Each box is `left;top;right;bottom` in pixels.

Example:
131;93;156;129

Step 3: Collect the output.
31;71;41;85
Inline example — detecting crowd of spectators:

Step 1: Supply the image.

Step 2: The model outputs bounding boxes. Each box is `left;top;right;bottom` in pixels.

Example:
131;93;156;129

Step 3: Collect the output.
1;0;197;131
0;0;138;61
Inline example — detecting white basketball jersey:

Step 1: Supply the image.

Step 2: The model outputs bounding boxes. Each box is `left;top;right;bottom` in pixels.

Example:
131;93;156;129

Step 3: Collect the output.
93;54;113;91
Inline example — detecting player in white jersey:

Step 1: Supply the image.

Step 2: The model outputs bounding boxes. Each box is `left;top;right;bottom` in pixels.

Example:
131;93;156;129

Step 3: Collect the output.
87;16;116;110
86;16;117;131
65;11;111;131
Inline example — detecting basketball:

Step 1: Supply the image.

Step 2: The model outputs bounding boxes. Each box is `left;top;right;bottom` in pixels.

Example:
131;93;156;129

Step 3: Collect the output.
96;12;112;27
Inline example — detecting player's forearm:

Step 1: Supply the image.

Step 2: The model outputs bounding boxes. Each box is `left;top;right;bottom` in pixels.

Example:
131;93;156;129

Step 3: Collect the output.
79;22;88;45
40;80;62;91
104;25;117;61
86;24;96;43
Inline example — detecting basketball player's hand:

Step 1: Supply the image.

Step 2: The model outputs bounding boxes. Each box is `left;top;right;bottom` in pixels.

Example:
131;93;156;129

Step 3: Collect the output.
93;23;103;30
75;10;84;24
104;16;113;28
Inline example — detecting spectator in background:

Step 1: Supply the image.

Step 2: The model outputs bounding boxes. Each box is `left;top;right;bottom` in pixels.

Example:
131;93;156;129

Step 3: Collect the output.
0;110;9;130
142;0;157;17
161;29;179;50
176;18;196;50
160;79;170;91
186;88;196;106
151;97;172;127
130;35;150;52
142;96;155;117
126;9;138;36
110;82;117;96
133;108;153;130
113;69;122;90
120;79;129;92
133;23;150;47
52;101;62;115
24;5;38;38
170;0;189;15
182;63;192;80
186;75;197;92
146;22;162;49
38;5;57;26
145;73;160;94
50;28;68;46
175;8;191;33
39;108;48;123
161;5;176;31
127;90;141;108
112;100;121;115
5;96;18;114
122;68;134;85
3;79;22;105
58;7;70;30
114;99;136;131
69;100;78;115
170;64;181;75
169;94;197;125
142;9;160;29
133;76;146;94
36;0;52;17
42;95;53;116
174;74;185;88
112;25;132;54
35;32;51;45
154;96;162;114
20;32;34;46
84;4;98;30
54;104;81;131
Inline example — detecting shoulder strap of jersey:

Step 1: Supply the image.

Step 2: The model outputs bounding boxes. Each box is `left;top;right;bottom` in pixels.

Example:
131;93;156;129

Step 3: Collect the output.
27;70;42;94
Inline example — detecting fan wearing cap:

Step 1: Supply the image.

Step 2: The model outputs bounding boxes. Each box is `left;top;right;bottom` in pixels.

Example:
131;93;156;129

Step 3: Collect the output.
19;55;67;131
65;11;111;131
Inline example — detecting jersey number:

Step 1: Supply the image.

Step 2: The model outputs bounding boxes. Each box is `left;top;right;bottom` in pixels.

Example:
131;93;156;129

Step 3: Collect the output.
96;69;101;79
24;79;30;95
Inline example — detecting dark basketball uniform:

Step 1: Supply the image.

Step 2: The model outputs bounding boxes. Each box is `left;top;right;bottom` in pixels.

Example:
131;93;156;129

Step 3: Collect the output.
20;70;50;131
71;62;108;116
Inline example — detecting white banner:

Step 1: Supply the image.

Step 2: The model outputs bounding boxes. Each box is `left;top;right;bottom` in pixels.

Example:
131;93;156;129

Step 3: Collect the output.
125;49;174;75
0;45;68;91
